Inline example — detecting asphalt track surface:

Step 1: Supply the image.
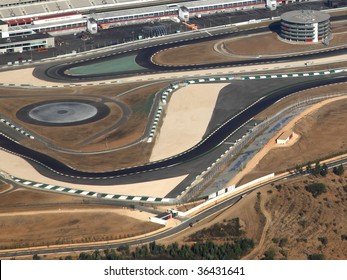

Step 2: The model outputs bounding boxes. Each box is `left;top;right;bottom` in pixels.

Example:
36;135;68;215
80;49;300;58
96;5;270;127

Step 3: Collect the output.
3;21;347;184
1;75;346;184
40;16;347;82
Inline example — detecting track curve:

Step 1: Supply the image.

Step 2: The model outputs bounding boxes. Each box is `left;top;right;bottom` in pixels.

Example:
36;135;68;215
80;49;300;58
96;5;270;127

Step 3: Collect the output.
1;75;346;184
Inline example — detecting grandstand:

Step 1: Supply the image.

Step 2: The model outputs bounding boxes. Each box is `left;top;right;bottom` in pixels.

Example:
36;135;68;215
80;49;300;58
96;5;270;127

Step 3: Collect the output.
0;0;185;21
0;0;322;54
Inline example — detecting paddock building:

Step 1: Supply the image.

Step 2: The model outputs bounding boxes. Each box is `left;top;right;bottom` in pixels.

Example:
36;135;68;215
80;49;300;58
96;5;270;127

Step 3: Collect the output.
0;0;320;36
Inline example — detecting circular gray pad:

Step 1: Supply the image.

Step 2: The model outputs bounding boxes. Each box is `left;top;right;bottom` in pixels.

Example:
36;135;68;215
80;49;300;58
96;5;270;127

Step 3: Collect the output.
17;99;110;127
29;102;98;124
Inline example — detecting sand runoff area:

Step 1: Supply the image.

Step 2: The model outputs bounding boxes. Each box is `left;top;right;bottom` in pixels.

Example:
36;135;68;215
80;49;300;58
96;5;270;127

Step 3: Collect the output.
0;83;226;198
0;150;188;198
0;81;226;199
150;83;227;161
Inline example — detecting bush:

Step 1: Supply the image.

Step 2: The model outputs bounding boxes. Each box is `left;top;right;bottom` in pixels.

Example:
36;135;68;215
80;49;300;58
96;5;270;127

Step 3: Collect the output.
318;237;328;246
262;248;276;260
308;254;326;260
333;165;344;176
305;183;327;198
279;238;288;247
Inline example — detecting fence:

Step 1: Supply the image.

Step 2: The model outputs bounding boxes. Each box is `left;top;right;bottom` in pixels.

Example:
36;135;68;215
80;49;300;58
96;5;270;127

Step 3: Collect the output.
174;92;347;204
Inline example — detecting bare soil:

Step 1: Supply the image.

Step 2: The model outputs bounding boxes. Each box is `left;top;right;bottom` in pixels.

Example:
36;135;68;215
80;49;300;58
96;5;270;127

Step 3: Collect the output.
152;22;347;66
161;173;347;260
224;31;347;57
255;82;347;121
0;188;162;250
160;96;347;259
0;182;11;193
243;174;347;260
241;98;347;184
0;81;169;170
0;209;161;249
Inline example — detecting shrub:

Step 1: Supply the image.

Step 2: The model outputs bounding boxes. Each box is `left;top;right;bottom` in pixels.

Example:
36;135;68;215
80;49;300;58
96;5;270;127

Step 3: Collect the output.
308;254;326;260
333;164;344;176
305;183;327;198
262;248;276;260
279;238;288;247
318;237;328;246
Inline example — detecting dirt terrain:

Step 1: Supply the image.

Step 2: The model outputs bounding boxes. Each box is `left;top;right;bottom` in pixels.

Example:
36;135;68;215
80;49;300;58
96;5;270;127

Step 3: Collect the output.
0;188;162;250
152;22;347;66
223;30;347;57
159;97;347;259
160;173;347;260
0;81;169;170
240;98;347;184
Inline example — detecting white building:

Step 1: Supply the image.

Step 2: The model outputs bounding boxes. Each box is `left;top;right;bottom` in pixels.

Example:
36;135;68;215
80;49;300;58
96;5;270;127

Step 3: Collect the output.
276;131;295;145
178;6;189;22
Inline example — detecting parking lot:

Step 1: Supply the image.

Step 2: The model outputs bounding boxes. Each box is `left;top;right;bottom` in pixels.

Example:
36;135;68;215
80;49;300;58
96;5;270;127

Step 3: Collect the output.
0;1;331;66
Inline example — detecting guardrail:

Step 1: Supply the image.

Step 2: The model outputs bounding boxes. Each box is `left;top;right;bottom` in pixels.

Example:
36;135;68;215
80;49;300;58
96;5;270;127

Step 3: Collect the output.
7;92;346;205
175;91;347;203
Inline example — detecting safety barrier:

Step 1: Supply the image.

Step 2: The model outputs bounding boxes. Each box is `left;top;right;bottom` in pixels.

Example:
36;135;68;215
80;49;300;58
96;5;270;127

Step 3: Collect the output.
10;175;175;204
241;69;344;80
0;117;34;139
4;88;347;205
175;92;347;203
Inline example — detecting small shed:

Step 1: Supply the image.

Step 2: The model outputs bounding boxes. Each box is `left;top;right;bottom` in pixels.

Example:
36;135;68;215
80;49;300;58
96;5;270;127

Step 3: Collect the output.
276;131;294;145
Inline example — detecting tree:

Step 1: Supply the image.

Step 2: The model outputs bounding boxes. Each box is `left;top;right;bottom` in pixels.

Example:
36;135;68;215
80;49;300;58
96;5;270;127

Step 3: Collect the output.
279;238;288;248
104;248;120;260
320;163;328;177
305;183;327;198
295;165;303;174
262;248;276;260
91;250;101;260
333;164;344;176
313;161;321;176
306;161;313;173
318;237;328;246
308;253;326;260
117;245;130;256
32;254;41;260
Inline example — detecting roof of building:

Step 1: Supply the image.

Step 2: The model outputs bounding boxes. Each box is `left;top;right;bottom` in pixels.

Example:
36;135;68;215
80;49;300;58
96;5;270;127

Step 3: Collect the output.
0;32;52;45
277;131;293;141
281;10;330;24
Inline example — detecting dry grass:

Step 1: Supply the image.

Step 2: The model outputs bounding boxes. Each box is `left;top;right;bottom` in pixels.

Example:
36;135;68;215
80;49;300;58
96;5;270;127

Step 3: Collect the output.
241;98;347;184
0;188;162;250
152;21;347;66
255;82;347;121
0;207;161;249
0;81;169;170
224;31;347;57
246;174;347;260
160;95;347;259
